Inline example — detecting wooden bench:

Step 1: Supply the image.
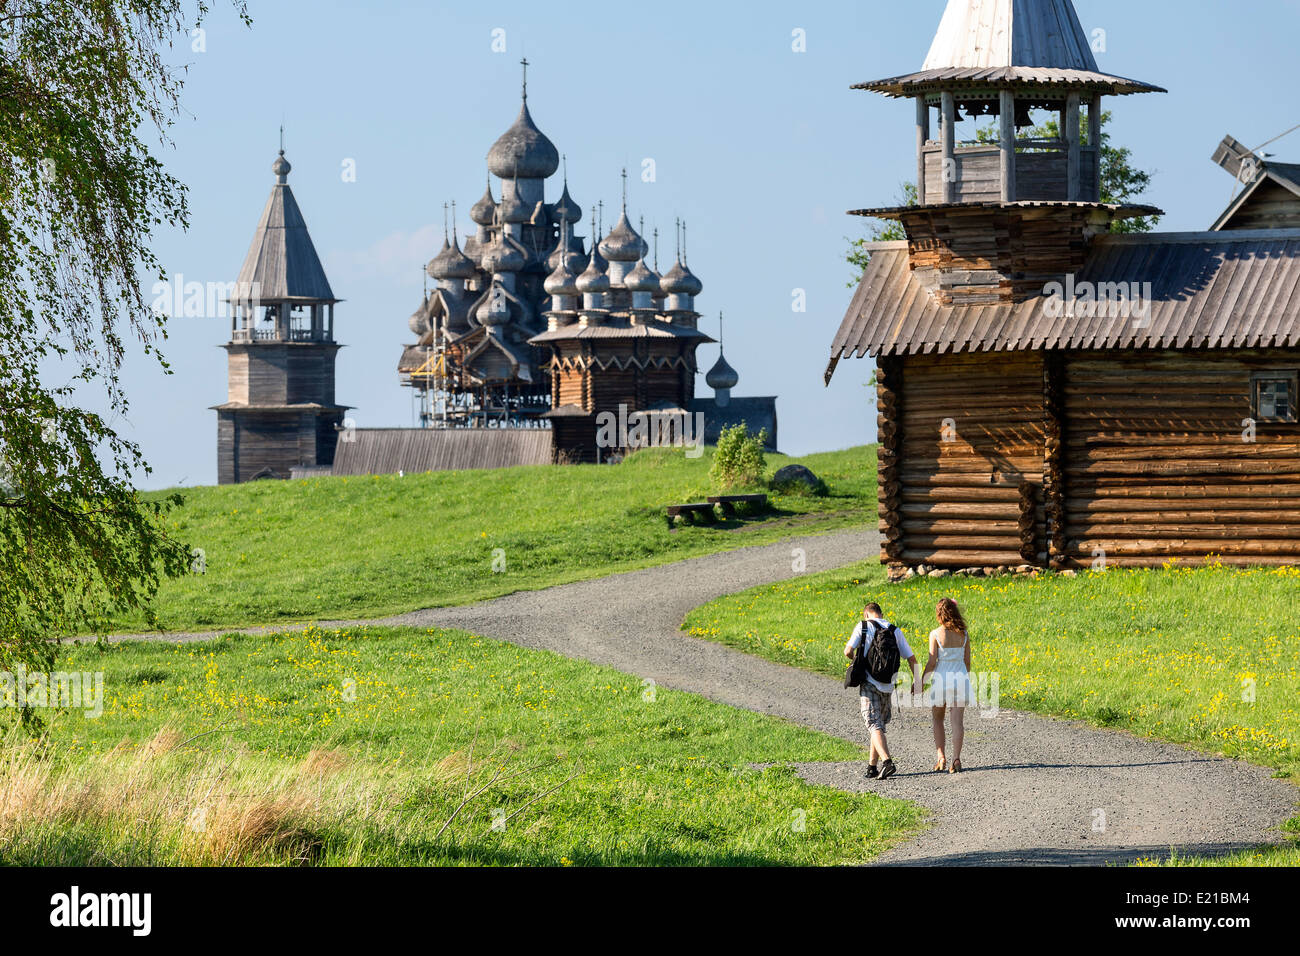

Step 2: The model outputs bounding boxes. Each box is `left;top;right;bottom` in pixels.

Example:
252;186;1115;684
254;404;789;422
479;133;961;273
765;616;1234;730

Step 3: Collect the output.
707;494;769;517
665;503;717;528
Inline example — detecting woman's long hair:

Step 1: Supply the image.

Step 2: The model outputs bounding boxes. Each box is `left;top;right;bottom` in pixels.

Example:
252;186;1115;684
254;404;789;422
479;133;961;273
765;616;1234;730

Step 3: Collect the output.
936;598;968;635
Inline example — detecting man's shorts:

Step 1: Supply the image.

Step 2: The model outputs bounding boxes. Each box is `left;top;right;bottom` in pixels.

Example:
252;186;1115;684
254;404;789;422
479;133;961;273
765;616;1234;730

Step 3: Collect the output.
859;685;893;733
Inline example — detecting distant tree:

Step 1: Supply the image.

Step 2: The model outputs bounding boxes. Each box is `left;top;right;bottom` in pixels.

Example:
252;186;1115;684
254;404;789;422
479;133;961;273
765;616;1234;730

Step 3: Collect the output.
845;182;917;287
0;0;249;725
845;111;1158;285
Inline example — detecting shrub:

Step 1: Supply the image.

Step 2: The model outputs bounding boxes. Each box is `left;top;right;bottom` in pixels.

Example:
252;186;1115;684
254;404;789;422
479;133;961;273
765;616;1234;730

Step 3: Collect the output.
709;425;768;491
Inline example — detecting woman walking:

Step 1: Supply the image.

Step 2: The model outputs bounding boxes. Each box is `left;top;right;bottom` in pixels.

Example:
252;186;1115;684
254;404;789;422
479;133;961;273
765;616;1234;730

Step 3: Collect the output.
920;598;975;773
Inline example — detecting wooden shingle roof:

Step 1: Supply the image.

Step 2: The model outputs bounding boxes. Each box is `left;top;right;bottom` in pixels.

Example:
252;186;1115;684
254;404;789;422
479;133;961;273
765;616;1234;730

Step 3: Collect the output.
235;169;337;304
857;0;1163;97
826;229;1300;381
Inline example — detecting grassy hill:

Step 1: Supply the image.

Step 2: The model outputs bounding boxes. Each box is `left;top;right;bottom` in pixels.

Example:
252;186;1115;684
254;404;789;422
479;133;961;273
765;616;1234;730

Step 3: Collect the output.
122;446;877;634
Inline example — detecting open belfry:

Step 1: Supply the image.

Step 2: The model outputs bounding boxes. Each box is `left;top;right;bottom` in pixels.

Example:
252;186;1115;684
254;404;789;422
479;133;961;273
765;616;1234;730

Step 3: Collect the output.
828;0;1300;571
213;149;348;484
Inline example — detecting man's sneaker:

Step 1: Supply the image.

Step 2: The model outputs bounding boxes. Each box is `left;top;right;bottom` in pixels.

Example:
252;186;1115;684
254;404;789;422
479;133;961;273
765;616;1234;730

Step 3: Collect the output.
865;765;880;779
879;760;897;780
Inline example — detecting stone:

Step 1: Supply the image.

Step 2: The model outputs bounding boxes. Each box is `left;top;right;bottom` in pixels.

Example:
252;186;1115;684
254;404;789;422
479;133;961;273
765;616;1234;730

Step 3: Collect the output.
928;569;951;579
770;464;827;496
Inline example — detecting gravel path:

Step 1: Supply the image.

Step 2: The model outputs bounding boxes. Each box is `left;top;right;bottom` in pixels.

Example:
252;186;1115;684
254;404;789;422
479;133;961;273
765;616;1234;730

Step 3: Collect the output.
107;527;1296;866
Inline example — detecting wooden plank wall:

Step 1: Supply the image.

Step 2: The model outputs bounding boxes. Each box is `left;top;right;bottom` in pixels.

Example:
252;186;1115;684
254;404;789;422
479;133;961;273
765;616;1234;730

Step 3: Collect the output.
331;428;554;476
891;350;1047;567
922;146;1098;205
1063;349;1300;566
1220;182;1300;231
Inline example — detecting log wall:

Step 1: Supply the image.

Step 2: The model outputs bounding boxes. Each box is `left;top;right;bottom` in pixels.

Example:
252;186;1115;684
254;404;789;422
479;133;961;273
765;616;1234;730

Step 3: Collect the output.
1062;349;1300;567
885;347;1300;569
889;350;1047;567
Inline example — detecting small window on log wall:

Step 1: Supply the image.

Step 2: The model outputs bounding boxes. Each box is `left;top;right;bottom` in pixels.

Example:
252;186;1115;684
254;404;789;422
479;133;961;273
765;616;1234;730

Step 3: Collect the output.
1252;371;1299;423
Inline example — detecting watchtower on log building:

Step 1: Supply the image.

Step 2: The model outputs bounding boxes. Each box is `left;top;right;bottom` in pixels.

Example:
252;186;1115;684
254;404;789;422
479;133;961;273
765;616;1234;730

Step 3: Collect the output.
828;0;1300;572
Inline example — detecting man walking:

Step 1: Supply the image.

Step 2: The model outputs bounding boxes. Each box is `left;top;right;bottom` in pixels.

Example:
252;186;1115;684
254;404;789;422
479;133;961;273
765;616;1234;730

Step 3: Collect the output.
844;602;919;779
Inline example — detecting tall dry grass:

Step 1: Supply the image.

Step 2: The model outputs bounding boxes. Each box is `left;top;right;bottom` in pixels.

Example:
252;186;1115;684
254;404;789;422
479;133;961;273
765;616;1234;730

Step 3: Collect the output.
0;728;395;865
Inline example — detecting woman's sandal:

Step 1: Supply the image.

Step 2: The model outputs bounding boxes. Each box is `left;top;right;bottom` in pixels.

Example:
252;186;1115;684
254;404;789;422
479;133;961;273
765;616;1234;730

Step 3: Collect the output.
933;755;947;773
948;759;963;774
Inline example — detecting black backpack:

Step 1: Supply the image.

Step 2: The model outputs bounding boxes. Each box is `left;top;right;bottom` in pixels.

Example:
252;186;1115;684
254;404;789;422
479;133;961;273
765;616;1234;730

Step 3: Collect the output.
844;619;900;689
864;620;901;686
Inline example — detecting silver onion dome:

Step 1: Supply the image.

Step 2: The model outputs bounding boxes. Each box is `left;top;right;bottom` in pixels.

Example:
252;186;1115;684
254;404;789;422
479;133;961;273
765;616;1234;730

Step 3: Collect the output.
470;180;497;226
552;182;582;228
575;245;611;294
624;256;661;295
544;256;581;298
487;101;560;180
481;234;525;274
429;235;478;281
660;259;703;297
598;209;648;262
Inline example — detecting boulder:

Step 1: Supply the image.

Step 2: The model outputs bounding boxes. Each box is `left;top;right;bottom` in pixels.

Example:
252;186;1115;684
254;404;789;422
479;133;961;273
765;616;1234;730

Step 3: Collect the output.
770;464;827;496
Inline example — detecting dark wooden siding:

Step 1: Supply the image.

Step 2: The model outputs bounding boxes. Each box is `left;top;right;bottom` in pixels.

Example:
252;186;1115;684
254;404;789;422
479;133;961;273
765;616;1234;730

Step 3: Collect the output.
331;428;554;475
888;350;1047;567
1062;349;1300;566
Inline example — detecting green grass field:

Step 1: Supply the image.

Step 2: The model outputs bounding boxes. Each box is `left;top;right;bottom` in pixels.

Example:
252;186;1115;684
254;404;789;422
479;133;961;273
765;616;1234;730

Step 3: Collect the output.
682;559;1300;865
122;446;876;634
1;626;924;866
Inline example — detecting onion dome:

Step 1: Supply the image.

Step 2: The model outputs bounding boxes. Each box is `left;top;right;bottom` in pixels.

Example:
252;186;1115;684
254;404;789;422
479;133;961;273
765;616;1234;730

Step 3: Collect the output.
624;256;660;295
546;233;588;275
408;295;432;336
470;179;497;226
575;245;611;295
425;237;451;279
480;234;525;274
598;209;648;262
272;149;292;182
544;255;581;299
552;182;582;227
660;258;703;297
429;234;478;281
706;352;739;390
487;101;560;180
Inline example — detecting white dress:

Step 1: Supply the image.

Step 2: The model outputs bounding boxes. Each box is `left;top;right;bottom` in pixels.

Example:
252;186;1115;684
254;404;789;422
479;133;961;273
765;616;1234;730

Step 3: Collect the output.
929;632;975;707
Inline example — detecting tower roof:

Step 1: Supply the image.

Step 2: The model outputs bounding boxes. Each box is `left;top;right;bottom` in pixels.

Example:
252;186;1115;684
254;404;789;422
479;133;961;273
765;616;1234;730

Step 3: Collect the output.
856;0;1163;98
235;151;336;303
487;101;560;179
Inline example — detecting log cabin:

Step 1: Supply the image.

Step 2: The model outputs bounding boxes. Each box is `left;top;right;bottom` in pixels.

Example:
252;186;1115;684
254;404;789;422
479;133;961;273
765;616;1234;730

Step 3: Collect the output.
826;0;1300;571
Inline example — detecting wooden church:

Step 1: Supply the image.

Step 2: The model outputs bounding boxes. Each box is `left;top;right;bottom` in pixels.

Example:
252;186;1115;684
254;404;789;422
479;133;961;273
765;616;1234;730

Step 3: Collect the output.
827;0;1300;570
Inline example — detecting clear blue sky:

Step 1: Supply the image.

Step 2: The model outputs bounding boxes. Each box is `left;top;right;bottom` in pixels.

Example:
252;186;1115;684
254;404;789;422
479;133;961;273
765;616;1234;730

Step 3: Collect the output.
115;0;1300;488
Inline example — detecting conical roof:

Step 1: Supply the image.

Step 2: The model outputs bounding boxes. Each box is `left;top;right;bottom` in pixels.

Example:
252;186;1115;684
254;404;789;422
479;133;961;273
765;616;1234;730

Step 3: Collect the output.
235;151;336;302
856;0;1163;97
487;100;560;179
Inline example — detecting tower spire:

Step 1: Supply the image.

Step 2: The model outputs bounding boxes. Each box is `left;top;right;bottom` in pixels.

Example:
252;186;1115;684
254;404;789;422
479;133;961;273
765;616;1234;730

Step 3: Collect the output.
520;56;529;101
451;200;459;244
442;202;450;243
621;167;628;212
653;227;659;271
